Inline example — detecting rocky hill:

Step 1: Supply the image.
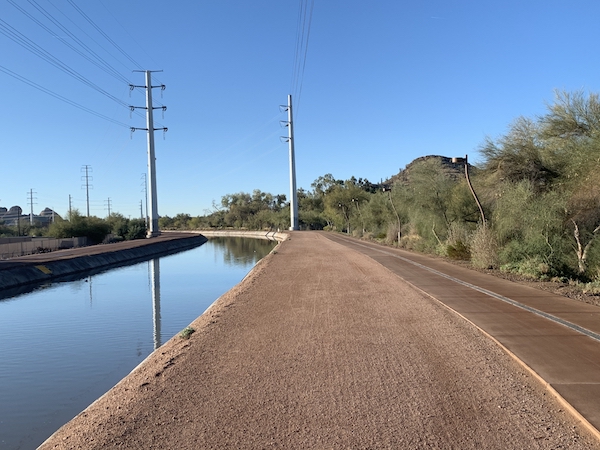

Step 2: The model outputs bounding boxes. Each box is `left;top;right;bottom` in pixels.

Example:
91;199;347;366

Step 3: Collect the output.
385;155;470;187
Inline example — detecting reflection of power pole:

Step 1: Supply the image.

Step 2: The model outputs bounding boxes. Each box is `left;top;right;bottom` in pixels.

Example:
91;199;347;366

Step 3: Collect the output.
150;258;162;349
130;71;167;238
89;276;93;307
81;165;93;217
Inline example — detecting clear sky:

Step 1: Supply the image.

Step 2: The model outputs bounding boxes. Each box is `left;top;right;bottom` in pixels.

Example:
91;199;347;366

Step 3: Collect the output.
1;0;599;219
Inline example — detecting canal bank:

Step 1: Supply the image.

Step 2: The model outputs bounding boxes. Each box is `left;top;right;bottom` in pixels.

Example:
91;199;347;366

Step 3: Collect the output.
39;231;600;449
0;233;207;294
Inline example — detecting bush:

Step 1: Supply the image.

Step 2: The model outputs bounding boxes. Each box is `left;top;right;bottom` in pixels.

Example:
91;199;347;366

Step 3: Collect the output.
386;222;400;245
500;256;553;280
446;241;471;260
470;224;499;269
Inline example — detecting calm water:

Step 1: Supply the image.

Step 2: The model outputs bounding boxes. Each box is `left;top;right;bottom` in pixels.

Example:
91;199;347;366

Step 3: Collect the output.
0;237;276;450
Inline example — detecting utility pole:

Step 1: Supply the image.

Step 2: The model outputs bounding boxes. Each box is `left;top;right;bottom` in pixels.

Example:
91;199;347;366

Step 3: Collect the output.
140;200;144;220
68;194;72;220
141;173;149;228
28;189;37;225
81;165;93;217
105;197;112;217
280;94;299;230
130;71;167;238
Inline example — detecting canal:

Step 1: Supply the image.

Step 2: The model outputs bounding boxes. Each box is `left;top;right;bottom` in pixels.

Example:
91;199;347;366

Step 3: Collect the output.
0;237;277;450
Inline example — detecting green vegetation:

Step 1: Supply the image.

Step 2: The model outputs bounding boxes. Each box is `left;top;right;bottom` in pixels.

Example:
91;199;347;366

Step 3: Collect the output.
179;326;195;340
47;210;147;244
161;90;600;286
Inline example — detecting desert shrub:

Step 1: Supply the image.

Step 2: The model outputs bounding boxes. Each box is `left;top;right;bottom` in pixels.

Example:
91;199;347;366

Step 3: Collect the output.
445;222;472;260
386;222;400;245
446;241;471;260
500;256;553;280
470;224;499;269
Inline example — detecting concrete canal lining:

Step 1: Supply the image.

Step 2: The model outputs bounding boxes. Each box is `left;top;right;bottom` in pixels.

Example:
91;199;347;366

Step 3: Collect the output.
0;233;207;294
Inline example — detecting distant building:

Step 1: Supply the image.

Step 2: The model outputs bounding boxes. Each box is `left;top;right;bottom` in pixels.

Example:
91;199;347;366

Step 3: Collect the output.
0;206;61;227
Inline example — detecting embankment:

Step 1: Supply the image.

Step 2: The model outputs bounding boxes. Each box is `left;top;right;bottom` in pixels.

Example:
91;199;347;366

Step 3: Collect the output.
0;233;207;295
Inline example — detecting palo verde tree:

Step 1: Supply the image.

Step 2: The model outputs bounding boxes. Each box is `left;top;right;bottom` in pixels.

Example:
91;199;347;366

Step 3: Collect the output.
479;90;600;277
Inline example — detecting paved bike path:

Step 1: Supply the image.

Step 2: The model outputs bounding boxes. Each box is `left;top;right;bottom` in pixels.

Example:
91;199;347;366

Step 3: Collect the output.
323;232;600;436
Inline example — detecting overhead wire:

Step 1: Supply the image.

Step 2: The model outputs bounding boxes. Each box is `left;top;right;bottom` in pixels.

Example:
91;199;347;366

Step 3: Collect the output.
65;0;144;71
13;0;130;85
97;0;164;85
0;17;132;109
2;1;156;125
0;2;166;218
0;64;130;128
289;0;314;115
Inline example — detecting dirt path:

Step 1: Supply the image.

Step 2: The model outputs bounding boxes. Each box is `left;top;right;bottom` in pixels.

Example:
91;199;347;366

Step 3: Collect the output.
40;232;600;449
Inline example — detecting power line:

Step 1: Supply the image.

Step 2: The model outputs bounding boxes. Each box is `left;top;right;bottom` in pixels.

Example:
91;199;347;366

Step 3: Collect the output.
66;0;144;71
10;0;131;85
0;64;130;127
0;17;130;109
2;1;150;125
50;0;142;78
290;0;315;113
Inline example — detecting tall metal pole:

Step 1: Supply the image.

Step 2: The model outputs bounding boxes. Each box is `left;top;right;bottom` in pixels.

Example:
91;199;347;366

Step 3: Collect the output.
142;173;149;228
29;189;34;225
287;95;299;230
85;168;90;217
81;165;92;217
146;71;160;237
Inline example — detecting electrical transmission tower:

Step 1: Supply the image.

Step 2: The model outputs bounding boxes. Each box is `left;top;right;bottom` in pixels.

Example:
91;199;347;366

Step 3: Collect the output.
81;165;93;217
280;95;299;230
105;197;112;217
28;188;37;225
130;71;167;238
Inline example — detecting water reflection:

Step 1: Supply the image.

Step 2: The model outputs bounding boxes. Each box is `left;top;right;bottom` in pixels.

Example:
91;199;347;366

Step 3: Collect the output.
0;237;277;450
210;236;276;266
150;258;161;349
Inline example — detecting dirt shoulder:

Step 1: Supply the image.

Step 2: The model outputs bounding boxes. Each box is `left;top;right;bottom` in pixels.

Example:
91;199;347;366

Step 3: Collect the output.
40;232;600;449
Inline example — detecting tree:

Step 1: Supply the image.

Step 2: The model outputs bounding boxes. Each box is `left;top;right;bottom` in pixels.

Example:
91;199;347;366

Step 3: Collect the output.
480;117;558;191
48;210;111;244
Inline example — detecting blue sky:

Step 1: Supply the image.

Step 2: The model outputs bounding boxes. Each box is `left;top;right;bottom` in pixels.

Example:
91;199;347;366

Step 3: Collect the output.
1;1;599;219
